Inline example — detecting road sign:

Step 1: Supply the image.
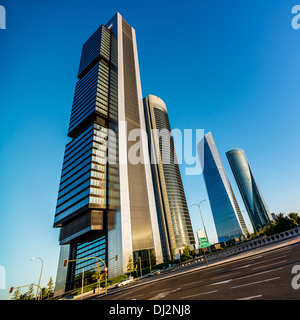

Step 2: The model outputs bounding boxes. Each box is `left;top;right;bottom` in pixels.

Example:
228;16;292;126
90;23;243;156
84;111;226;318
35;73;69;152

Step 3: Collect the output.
197;230;206;239
199;242;211;249
198;236;211;249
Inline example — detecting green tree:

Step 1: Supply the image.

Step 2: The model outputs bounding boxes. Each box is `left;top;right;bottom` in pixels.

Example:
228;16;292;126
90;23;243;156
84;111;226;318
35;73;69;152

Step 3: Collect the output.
91;263;104;292
276;213;297;231
41;287;47;299
150;249;156;266
170;246;175;261
134;264;138;277
181;245;192;262
228;235;234;245
183;245;189;256
127;255;133;277
262;213;298;236
12;287;21;300
26;283;35;300
288;212;300;225
47;276;54;298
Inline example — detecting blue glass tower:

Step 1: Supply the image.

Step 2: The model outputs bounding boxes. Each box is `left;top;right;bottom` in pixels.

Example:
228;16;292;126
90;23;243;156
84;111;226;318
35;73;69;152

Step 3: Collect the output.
198;132;248;242
226;148;271;233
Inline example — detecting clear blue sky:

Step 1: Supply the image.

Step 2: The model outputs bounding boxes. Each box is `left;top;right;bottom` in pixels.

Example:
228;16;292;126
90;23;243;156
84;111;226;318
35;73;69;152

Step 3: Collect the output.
0;0;299;299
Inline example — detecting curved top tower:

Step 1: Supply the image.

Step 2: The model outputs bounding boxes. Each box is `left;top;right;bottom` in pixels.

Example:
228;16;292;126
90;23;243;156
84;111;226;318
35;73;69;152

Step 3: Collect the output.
226;148;271;232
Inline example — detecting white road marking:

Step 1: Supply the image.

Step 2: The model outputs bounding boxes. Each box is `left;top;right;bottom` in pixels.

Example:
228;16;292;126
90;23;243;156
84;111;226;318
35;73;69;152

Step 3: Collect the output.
212;272;241;280
231;264;251;270
236;295;262;300
130;294;144;300
207;279;232;286
250;255;287;266
231;267;283;282
149;291;169;300
180;290;218;299
180;280;203;287
252;260;287;270
204;266;283;287
248;255;263;260
149;287;181;300
150;288;171;294
230;277;280;289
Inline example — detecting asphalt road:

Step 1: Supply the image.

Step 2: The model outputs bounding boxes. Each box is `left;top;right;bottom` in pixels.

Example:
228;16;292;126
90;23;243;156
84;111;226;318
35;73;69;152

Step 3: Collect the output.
94;239;300;300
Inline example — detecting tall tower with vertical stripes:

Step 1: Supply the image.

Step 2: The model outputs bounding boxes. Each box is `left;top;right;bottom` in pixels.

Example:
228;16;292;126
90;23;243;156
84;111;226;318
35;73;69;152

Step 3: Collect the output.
53;13;163;296
143;95;195;260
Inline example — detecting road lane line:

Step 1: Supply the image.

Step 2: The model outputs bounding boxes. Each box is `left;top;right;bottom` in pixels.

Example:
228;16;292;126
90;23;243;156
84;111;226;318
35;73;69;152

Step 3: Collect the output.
236;295;262;300
231;267;283;282
250;255;287;266
206;279;232;286
180;290;218;299
248;255;263;260
150;288;171;294
231;264;251;270
212;272;241;280
149;287;181;300
230;277;280;289
204;267;283;287
130;294;144;300
252;260;287;270
180;280;203;287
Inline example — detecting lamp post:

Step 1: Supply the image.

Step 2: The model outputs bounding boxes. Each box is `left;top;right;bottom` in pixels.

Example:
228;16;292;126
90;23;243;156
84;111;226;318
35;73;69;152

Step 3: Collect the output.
30;257;43;300
191;199;209;243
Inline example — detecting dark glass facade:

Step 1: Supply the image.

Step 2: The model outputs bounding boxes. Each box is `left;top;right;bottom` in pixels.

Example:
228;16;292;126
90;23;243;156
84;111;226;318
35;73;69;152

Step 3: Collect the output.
53;23;118;292
226;148;271;233
68;236;106;290
198;132;248;242
144;95;195;259
53;13;163;296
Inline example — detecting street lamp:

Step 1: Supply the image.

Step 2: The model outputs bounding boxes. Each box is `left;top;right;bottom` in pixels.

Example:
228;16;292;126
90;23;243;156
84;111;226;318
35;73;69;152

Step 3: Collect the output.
191;199;209;243
30;257;43;300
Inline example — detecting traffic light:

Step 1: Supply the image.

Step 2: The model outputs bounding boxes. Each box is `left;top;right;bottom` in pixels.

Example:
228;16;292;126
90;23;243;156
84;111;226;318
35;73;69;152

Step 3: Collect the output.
62;259;68;268
9;287;14;294
104;267;108;274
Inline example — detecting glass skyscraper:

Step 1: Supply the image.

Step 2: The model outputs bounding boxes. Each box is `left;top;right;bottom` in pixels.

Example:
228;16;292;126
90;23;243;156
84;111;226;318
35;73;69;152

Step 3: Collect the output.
53;13;163;296
198;132;248;242
143;95;195;260
226;148;271;233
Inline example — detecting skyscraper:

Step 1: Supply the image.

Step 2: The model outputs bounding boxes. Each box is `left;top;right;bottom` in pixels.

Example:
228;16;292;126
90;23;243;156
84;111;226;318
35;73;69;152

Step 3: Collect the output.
198;132;248;242
143;95;195;260
226;148;271;233
53;13;163;296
